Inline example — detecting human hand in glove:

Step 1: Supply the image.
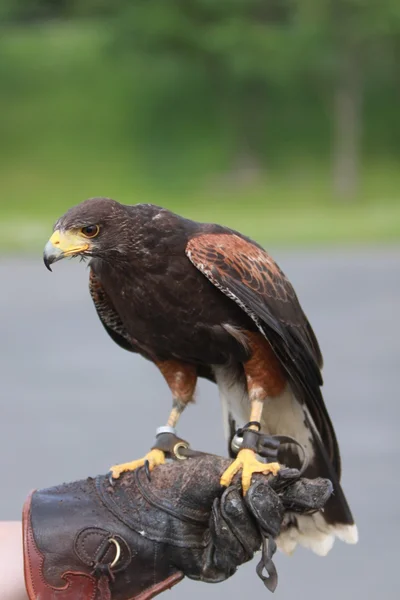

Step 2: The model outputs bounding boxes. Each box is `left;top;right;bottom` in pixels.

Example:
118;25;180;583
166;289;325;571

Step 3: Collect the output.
22;453;332;599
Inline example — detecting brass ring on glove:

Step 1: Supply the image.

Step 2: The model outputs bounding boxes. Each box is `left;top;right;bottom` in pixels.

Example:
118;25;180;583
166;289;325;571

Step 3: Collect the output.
173;441;189;460
109;538;122;569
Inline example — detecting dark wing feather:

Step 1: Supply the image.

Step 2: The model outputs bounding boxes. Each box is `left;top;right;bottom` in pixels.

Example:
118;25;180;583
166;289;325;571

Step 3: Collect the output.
89;269;137;353
186;232;340;477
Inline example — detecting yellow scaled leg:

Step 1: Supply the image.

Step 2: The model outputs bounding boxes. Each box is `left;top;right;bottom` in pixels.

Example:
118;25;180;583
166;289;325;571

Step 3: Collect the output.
110;448;165;479
220;449;280;494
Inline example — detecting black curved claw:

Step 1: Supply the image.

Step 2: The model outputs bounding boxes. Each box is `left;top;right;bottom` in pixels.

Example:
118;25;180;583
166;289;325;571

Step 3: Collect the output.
144;460;152;482
107;472;117;487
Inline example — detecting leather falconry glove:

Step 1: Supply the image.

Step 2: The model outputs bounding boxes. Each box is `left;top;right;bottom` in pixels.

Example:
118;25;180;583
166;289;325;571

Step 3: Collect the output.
23;453;332;600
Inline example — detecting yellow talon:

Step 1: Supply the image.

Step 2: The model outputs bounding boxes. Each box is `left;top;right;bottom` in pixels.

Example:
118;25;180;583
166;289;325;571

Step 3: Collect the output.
110;448;165;479
220;449;280;494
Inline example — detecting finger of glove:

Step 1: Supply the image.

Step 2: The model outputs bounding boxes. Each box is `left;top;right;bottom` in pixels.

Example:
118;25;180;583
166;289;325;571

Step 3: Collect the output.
220;487;262;557
279;477;333;513
245;480;284;538
209;498;246;574
209;494;259;574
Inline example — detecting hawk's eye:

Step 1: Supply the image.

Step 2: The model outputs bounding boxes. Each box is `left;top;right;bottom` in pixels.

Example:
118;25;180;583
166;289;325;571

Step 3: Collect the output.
80;225;99;238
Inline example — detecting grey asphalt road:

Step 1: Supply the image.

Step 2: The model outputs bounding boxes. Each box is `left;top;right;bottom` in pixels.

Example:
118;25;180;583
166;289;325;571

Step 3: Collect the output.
0;250;399;599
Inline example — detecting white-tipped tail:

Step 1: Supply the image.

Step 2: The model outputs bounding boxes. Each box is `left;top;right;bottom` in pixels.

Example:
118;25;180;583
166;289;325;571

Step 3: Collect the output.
277;513;358;556
334;523;359;544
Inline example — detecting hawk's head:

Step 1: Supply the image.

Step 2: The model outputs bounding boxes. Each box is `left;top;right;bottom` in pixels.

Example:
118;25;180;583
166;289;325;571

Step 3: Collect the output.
43;197;129;270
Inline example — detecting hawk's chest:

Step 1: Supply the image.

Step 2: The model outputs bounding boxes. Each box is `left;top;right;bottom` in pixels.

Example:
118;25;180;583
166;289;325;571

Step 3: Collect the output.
93;257;224;342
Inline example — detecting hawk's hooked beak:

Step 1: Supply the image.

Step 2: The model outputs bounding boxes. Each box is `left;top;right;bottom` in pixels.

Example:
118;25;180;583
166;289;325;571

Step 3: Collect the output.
43;230;90;271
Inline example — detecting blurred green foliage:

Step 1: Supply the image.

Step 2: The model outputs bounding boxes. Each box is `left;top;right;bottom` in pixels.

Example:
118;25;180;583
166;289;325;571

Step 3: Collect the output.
0;1;399;251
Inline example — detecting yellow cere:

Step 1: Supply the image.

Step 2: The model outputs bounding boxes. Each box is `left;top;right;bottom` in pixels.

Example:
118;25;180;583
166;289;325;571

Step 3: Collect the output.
48;229;90;256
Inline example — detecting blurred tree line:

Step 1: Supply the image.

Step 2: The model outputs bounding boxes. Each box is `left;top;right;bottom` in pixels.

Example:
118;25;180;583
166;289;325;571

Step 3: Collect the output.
1;0;399;201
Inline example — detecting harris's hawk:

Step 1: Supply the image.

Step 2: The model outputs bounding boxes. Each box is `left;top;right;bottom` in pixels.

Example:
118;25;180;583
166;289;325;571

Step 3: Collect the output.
43;197;357;555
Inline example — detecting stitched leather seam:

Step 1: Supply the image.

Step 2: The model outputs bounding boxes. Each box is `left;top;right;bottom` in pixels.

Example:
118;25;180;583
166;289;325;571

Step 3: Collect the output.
95;475;208;549
76;530;107;563
23;494;98;600
135;468;208;525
